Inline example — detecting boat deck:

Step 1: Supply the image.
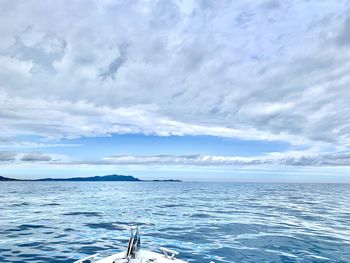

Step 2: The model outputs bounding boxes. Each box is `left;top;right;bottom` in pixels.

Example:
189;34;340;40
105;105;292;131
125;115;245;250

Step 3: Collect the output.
96;250;187;263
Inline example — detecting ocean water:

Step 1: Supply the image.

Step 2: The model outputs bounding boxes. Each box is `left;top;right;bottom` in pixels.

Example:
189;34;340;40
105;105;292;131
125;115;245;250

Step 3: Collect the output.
0;182;350;263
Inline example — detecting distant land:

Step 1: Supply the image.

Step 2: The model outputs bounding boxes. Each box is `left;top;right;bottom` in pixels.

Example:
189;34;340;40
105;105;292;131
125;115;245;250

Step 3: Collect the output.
0;176;18;181
0;174;181;182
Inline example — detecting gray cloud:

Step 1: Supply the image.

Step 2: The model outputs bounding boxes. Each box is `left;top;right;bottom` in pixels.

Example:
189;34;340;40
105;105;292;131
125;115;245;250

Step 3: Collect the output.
336;17;350;46
0;151;17;162
260;0;281;10
21;152;53;162
99;44;128;80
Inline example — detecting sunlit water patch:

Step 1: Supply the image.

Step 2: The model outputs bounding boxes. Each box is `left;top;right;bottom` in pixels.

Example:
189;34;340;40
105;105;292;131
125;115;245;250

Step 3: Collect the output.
0;182;350;262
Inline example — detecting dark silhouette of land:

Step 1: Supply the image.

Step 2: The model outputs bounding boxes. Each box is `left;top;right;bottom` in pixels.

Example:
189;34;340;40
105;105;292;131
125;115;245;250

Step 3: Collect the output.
0;174;181;182
0;176;17;181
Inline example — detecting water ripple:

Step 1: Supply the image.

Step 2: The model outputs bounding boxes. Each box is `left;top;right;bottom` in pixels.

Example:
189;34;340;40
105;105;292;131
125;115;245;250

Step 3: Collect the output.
0;182;350;262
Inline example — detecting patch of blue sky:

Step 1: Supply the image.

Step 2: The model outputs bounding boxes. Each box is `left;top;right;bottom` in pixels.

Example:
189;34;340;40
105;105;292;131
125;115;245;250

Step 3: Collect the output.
32;134;292;159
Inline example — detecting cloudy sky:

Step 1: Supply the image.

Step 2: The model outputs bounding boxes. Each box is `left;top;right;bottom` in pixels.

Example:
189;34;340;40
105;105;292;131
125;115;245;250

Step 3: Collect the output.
1;0;350;182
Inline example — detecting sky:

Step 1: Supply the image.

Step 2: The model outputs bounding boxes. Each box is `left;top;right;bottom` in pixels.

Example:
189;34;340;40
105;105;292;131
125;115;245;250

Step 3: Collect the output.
1;0;350;182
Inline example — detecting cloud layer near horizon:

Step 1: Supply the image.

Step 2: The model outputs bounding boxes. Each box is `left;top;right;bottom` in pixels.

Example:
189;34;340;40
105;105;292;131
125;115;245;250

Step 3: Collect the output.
1;0;350;170
3;151;350;168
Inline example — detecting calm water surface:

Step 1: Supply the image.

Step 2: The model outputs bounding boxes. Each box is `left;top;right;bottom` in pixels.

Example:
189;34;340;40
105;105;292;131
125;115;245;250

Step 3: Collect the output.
0;182;350;262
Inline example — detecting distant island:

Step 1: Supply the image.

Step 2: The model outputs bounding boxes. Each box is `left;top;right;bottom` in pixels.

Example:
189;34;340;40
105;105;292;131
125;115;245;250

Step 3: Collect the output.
0;174;181;182
37;174;141;182
0;176;17;181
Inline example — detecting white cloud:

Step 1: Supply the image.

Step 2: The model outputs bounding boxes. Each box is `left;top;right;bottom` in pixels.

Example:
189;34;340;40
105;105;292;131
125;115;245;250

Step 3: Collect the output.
8;26;66;73
1;0;350;167
0;136;82;149
3;151;350;168
0;92;307;143
100;152;350;167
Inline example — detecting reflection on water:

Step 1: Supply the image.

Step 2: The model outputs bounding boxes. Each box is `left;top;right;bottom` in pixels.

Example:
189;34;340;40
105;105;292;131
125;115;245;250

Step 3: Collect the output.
0;182;350;262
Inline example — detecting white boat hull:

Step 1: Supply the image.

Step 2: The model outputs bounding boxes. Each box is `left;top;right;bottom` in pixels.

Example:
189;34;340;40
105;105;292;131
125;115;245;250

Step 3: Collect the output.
96;249;187;263
73;227;209;263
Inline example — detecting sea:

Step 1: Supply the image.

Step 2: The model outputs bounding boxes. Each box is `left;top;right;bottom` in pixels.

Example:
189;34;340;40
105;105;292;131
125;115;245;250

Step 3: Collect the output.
0;182;350;263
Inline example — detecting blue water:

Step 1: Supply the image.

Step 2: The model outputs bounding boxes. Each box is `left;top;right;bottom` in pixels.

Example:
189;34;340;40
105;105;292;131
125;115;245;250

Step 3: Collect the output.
0;182;350;263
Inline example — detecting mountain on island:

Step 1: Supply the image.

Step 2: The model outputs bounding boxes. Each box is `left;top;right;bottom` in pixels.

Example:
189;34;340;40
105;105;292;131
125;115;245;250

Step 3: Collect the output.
0;174;181;182
37;174;140;182
0;176;17;181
